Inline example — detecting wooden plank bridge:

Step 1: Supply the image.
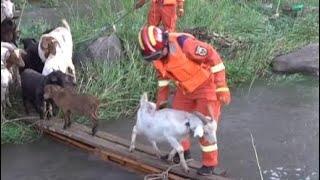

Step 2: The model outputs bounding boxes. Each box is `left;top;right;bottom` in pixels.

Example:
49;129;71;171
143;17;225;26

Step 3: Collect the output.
28;118;230;180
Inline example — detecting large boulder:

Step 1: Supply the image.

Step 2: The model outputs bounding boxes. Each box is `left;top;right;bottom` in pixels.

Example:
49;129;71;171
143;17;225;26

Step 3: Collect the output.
272;43;319;77
86;33;124;63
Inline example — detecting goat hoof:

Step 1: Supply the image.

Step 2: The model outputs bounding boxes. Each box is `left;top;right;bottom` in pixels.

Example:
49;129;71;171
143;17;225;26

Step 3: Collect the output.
129;146;135;152
92;128;97;136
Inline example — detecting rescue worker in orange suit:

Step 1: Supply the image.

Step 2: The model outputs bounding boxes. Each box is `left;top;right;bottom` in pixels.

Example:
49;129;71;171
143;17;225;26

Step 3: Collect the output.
134;0;185;32
138;25;231;176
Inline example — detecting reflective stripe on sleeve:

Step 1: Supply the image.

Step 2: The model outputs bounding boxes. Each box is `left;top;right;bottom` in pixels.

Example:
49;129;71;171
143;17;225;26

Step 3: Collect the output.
138;33;145;50
210;63;225;73
158;80;170;87
216;87;229;92
200;144;218;152
148;26;157;46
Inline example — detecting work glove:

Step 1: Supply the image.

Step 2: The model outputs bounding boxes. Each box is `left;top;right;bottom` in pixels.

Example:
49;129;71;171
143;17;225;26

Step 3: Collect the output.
177;2;184;17
216;87;231;105
134;0;146;9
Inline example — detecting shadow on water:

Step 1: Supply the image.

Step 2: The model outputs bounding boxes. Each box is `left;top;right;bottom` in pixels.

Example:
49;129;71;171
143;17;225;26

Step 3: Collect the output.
101;78;319;180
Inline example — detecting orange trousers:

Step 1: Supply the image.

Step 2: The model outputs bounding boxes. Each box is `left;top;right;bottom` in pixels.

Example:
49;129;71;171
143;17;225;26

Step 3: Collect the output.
148;3;177;32
172;89;221;167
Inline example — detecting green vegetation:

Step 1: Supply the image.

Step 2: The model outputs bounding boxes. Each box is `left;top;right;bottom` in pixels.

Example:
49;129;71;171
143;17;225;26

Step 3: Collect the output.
1;0;318;144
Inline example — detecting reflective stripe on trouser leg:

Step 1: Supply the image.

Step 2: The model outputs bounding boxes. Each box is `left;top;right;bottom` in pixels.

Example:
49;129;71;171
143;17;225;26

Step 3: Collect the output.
200;138;218;167
195;100;221;166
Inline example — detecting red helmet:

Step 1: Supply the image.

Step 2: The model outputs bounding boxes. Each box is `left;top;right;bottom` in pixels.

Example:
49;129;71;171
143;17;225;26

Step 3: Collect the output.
138;25;167;61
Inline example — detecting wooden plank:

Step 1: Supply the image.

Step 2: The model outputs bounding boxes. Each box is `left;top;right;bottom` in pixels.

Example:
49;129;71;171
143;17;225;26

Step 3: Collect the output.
68;121;216;171
30;119;229;180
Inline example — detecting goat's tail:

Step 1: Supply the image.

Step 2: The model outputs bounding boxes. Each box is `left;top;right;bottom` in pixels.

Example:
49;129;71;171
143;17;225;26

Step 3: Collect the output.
61;19;71;32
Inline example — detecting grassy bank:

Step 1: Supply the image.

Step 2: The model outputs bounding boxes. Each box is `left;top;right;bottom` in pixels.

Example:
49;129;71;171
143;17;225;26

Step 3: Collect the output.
1;0;318;144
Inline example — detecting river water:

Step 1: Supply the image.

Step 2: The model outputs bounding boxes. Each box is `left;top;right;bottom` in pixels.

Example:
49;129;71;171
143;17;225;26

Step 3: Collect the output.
101;78;319;180
2;78;318;180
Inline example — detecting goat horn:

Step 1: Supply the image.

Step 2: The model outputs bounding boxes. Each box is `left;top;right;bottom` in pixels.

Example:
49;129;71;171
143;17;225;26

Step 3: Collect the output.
192;111;210;124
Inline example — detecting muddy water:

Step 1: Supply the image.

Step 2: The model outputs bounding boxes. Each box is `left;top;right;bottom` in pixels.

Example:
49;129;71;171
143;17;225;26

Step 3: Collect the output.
101;79;319;180
1;137;142;180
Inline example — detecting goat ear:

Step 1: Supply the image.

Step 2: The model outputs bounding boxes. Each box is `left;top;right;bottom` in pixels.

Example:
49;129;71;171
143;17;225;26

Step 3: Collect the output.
193;126;204;138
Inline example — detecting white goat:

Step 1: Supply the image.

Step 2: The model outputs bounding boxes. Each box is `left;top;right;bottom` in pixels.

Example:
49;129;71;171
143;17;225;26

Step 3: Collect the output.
1;42;26;87
38;19;76;81
1;0;14;23
1;60;12;121
129;93;218;173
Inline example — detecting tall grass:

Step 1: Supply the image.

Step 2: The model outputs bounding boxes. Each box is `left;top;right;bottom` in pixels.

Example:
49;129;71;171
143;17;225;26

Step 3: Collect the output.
1;0;318;144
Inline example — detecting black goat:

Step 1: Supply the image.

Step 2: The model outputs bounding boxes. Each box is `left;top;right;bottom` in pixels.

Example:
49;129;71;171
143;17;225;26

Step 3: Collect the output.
19;38;44;73
21;69;76;119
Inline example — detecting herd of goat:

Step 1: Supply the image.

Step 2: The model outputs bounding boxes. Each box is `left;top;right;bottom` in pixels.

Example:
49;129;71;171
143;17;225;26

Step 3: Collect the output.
1;0;97;135
1;0;218;172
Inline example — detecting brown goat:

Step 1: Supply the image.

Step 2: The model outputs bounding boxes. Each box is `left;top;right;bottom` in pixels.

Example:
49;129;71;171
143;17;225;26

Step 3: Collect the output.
5;48;26;68
43;84;100;135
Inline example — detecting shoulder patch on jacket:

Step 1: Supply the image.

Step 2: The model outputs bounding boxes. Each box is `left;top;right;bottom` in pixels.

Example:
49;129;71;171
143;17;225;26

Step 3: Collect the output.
195;46;208;56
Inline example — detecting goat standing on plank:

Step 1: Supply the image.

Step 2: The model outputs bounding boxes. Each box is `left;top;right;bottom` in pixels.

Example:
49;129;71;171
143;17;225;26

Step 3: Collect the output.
38;19;76;81
43;85;99;135
129;93;218;173
21;69;76;119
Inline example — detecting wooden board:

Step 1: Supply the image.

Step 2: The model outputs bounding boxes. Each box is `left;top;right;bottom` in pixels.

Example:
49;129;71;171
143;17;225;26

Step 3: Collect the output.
29;118;230;180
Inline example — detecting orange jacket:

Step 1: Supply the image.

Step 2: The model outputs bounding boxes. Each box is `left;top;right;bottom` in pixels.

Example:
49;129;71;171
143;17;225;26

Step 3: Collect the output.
154;33;228;105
